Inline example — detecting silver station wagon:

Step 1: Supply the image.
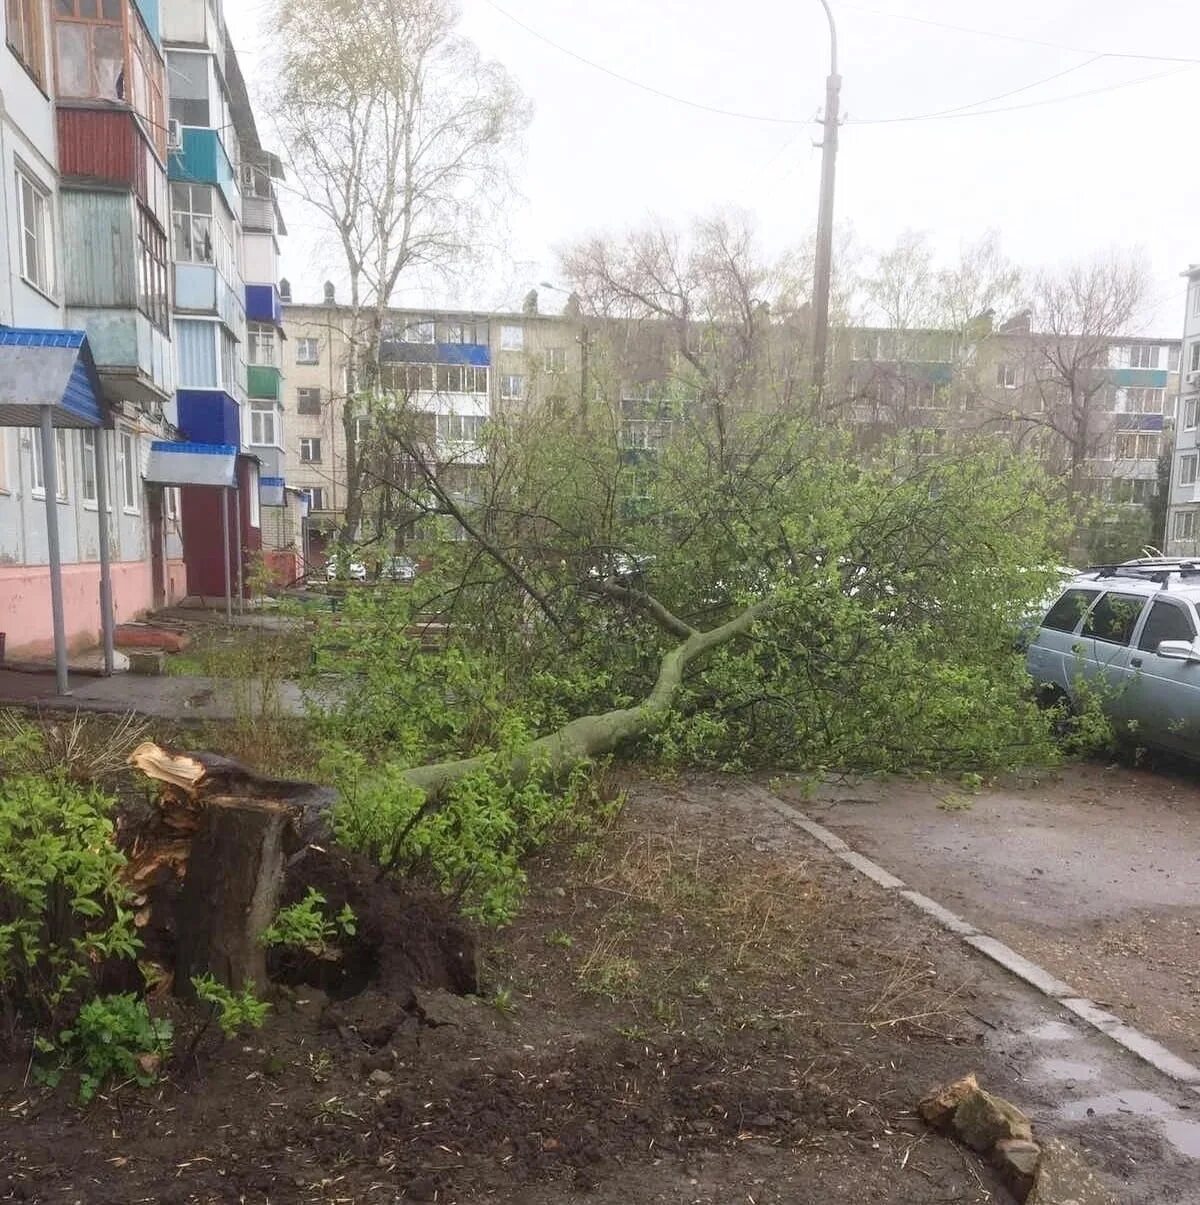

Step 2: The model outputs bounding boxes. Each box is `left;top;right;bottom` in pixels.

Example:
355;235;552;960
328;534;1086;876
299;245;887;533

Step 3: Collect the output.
1026;559;1200;756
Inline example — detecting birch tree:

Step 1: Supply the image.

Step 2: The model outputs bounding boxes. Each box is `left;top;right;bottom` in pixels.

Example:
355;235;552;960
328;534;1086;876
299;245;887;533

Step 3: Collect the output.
270;0;530;540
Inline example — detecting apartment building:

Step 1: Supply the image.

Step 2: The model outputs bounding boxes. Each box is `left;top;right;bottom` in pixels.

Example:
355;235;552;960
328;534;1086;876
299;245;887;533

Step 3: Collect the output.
281;290;585;556
0;0;292;668
1165;266;1200;556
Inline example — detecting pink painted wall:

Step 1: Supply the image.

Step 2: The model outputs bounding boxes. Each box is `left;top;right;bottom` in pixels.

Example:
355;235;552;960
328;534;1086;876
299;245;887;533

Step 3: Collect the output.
0;558;187;660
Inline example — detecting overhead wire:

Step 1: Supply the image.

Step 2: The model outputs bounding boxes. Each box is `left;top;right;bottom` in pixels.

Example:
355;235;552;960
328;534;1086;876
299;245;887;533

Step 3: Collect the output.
480;0;1196;127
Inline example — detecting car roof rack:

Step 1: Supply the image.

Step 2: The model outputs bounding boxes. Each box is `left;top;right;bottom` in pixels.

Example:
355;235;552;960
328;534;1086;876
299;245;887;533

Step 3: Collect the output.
1083;561;1200;586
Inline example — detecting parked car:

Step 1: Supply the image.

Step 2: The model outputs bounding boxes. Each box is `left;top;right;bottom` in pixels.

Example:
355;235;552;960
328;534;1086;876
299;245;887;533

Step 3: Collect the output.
380;555;417;583
1025;558;1200;755
326;558;367;582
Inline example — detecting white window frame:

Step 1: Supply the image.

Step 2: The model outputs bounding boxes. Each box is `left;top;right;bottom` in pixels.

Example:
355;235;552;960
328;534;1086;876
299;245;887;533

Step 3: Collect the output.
499;373;524;400
249;403;278;447
81;429;98;506
295;336;320;365
544;347;566;373
247;323;277;367
247;463;261;529
29;428;69;501
16;164;53;296
500;324;524;351
1190;342;1200;375
304;485;326;511
1174;509;1197;541
1126;387;1165;415
404;320;435;344
996;363;1017;390
1128;344;1160;370
1193;287;1200;318
1181;454;1198;487
0;430;8;494
296;387;322;415
299;436;322;463
119;431;139;513
1185;398;1199;432
165;486;179;521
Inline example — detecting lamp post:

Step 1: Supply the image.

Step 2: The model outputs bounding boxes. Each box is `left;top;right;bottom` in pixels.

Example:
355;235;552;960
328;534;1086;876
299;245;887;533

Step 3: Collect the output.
540;281;590;415
810;0;840;403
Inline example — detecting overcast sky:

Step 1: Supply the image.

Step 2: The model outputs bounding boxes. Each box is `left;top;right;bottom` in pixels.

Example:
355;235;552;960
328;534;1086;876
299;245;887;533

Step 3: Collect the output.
226;0;1200;335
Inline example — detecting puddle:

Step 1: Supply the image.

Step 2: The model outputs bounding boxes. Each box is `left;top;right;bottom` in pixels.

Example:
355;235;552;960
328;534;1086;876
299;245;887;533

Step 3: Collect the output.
1025;1020;1078;1042
1032;1057;1101;1083
1059;1090;1200;1159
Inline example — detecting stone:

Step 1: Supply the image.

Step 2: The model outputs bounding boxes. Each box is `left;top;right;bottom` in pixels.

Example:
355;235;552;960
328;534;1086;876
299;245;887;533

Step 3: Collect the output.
952;1087;1033;1153
1027;1138;1118;1205
128;649;167;676
993;1137;1041;1200
366;1068;394;1087
918;1074;980;1130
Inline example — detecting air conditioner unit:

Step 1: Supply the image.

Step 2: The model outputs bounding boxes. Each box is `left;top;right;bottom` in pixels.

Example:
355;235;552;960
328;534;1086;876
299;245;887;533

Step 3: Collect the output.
166;119;182;150
1188;371;1200;385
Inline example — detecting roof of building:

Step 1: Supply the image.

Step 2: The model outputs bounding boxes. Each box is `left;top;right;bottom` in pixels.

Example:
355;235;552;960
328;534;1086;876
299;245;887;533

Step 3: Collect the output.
0;328;106;428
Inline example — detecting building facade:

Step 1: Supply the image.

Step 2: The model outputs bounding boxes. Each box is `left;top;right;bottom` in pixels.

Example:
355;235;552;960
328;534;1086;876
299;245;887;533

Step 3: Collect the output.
1166;266;1200;557
1;0;292;661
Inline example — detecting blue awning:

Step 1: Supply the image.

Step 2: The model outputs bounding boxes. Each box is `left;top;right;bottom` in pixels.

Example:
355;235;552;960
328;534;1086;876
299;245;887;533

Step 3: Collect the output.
261;475;285;506
0;327;105;427
144;441;238;487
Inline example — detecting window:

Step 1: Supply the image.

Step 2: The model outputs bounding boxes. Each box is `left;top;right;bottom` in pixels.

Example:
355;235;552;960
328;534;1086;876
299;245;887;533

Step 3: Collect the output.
621;419;673;451
295;336;320;364
247;463;260;529
1138;600;1196;652
53;2;124;100
1185;399;1199;431
303;486;326;511
435;414;485;442
1181;454;1198;487
436;364;488;394
164;486;179;521
1190;342;1200;375
170;182;213;263
137;206;169;332
166;50;209;126
499;373;524;400
247;324;276;366
500;324;523;351
909;427;946;456
544;348;566;373
81;429;97;504
1041;588;1101;634
915;382;947;409
299;437;321;463
404;320;435;343
442;322;467;344
54;429;68;501
1083;592;1146;646
1125;387;1165;414
1174;510;1198;541
16;166;52;294
1128;345;1160;370
119;431;138;512
297;387;322;415
29;428;68;500
1193;288;1200;319
249;403;277;446
0;430;8;493
1114;432;1161;460
996;363;1018;390
6;0;46;85
1170;344;1181;372
352;416;369;444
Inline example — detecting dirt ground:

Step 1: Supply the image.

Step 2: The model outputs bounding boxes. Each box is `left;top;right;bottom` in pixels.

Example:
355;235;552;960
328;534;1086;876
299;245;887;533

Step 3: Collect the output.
0;771;1195;1204
783;759;1200;1067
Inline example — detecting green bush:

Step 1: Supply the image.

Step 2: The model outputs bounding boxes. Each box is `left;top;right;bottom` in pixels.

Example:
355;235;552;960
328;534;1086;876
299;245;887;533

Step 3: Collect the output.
261;888;356;957
0;774;138;1019
191;974;271;1038
37;993;172;1103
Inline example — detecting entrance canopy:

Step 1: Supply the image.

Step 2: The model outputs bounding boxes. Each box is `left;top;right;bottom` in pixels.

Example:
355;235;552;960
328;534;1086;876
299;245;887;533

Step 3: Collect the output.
0;326;110;694
0;327;105;427
144;441;238;487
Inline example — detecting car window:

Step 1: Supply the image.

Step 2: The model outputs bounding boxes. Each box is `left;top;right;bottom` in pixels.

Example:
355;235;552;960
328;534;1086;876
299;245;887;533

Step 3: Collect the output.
1082;592;1147;646
1137;600;1197;652
1041;588;1102;633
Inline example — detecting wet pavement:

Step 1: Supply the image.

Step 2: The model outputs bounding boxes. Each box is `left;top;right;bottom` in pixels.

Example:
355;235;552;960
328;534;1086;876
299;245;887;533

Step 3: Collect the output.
785;761;1200;1078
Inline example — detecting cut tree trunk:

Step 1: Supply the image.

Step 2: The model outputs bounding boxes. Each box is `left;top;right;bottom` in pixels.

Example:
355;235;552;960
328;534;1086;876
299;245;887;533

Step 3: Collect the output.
173;795;292;996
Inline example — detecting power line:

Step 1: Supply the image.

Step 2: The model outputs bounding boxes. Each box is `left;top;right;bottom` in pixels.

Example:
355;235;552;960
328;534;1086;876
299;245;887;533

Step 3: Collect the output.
837;3;1200;65
481;0;1194;128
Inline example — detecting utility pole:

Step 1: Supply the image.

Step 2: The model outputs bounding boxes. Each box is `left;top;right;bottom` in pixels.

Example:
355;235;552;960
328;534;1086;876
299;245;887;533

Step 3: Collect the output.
811;0;840;402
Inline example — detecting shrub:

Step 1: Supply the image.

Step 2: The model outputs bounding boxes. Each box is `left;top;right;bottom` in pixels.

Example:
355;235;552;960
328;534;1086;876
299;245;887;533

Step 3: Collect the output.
37;993;172;1103
261;888;356;958
0;774;138;1019
191;974;271;1038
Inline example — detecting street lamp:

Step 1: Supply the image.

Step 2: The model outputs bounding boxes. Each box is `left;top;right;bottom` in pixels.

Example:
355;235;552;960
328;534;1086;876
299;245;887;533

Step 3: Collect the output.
810;0;840;403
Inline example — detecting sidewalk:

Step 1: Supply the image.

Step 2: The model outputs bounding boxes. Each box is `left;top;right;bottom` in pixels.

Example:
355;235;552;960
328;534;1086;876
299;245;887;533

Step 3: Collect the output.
0;667;312;721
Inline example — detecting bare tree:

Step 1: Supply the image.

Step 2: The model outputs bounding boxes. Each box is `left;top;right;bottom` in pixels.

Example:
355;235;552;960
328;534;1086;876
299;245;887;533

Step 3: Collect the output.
269;0;530;539
935;231;1023;335
862;230;936;330
1016;252;1148;492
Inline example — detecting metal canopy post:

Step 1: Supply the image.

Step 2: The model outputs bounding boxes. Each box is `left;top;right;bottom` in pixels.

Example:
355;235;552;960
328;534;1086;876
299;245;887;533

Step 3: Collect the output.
39;407;69;695
93;426;115;674
235;483;244;614
222;486;233;622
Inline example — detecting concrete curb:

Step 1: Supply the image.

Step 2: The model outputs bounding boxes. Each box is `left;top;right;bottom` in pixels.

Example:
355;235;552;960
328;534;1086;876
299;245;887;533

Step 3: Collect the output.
763;790;1200;1089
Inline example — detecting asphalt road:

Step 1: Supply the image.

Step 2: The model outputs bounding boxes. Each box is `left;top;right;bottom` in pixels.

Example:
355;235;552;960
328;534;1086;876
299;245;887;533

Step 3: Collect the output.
784;760;1200;1070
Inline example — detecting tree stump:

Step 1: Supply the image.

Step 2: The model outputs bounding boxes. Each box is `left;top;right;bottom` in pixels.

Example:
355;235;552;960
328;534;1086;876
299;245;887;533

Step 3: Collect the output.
173;796;294;995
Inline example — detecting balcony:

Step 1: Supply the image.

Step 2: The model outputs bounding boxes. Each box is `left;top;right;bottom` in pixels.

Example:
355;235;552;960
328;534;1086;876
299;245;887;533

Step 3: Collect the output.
67;306;174;406
1111;368;1169;389
245;284;283;326
174;263;243;330
380;340;491;367
168;127;238;217
177;389;240;447
57;109;168;229
247;364;282;401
